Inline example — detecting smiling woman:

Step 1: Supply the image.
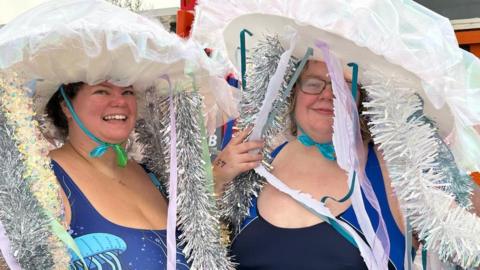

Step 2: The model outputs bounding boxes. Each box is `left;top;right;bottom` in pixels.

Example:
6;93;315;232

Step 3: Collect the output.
194;0;480;269
46;80;190;269
0;0;237;269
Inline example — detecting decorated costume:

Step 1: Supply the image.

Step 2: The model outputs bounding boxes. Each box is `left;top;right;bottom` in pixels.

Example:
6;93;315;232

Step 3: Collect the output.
0;0;238;269
192;0;480;269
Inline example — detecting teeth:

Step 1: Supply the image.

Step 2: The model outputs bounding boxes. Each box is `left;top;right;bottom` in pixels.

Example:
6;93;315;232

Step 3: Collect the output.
103;115;127;120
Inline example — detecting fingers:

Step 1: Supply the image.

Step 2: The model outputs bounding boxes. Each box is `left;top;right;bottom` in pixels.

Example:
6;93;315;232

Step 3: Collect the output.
230;126;254;144
237;152;263;163
240;161;262;171
237;140;264;153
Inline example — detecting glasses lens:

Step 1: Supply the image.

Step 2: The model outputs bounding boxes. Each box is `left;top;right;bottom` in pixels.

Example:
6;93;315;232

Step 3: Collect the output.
301;78;326;94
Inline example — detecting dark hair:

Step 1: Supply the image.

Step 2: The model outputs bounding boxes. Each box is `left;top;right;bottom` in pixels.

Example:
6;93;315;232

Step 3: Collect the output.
45;82;84;138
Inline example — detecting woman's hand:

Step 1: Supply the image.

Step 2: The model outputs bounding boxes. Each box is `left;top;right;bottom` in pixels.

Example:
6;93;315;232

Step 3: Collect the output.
213;126;264;196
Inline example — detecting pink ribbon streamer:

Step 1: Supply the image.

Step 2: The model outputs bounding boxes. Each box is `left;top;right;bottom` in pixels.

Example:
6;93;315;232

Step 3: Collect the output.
163;74;178;270
315;40;390;269
0;219;21;270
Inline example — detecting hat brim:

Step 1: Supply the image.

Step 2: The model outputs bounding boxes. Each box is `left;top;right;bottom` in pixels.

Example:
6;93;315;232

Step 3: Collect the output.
0;0;239;133
222;13;454;136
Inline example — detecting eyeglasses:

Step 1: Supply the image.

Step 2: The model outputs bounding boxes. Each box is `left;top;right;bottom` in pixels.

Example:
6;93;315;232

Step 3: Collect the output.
298;78;353;95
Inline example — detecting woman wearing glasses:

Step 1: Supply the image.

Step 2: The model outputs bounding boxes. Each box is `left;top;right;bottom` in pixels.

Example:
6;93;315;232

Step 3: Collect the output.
213;60;403;269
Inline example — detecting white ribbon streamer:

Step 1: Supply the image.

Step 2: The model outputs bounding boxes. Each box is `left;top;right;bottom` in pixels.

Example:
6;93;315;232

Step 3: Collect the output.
255;166;379;269
249;28;297;142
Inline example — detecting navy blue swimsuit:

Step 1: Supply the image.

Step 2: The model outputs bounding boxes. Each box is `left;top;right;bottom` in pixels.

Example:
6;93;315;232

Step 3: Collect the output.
230;144;404;269
52;160;189;270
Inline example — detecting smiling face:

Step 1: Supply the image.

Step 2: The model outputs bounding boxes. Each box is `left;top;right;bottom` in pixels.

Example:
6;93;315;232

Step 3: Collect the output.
63;82;137;144
293;61;335;143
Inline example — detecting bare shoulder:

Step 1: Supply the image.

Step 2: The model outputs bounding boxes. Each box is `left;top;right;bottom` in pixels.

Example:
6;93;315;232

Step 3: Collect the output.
47;148;72;226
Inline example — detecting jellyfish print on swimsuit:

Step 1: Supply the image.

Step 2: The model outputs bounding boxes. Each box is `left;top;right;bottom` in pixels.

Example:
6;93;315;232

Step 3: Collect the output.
69;233;127;270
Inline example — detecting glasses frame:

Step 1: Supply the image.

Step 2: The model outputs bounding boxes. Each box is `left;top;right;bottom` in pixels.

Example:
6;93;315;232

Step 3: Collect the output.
298;77;353;95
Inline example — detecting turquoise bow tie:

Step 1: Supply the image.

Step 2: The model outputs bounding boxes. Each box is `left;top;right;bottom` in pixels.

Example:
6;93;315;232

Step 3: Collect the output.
297;126;336;161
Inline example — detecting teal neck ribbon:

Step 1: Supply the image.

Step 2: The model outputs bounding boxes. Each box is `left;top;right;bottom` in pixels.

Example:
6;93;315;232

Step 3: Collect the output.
59;86;128;168
297;126;336;161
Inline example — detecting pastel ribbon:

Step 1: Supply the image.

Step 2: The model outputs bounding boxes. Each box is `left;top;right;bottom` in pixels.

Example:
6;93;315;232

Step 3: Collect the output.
0;219;21;270
254;166;377;268
163;75;178;270
316;40;390;269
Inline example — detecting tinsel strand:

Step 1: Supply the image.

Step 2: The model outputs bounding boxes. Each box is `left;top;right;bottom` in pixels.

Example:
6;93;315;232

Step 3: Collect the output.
220;35;297;231
0;72;69;269
362;72;480;268
135;87;169;185
137;85;234;269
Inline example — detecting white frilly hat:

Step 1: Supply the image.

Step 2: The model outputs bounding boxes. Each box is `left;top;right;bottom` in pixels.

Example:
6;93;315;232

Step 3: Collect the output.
0;0;239;131
192;0;480;172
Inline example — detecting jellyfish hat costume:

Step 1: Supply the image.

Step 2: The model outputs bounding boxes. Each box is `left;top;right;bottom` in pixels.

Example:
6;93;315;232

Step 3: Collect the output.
0;0;238;269
192;0;480;269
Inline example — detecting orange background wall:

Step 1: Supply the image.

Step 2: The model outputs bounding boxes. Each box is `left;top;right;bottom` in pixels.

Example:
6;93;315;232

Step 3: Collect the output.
456;29;480;57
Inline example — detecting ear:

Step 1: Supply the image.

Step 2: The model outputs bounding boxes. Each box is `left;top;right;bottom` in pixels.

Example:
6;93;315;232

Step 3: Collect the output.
60;101;72;119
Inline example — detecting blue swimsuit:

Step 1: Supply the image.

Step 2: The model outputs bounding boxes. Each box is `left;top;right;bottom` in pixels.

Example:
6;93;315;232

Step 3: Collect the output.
230;144;404;269
52;160;189;270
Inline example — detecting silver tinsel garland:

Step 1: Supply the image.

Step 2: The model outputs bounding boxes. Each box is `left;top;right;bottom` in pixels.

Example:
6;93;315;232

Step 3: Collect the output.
424;116;474;209
362;72;480;268
220;35;297;232
0;102;56;269
136;86;234;270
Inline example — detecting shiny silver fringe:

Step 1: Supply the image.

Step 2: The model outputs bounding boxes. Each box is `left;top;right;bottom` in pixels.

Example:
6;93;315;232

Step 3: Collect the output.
432;130;473;209
0;104;56;269
362;71;480;268
220;34;297;232
136;87;234;270
404;109;473;209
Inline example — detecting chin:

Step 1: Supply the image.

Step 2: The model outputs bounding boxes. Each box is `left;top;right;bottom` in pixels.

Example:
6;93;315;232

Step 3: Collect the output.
309;127;333;141
100;133;131;144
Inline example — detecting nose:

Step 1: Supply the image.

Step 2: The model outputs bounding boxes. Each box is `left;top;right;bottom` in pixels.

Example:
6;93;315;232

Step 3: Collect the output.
110;89;128;106
319;83;334;100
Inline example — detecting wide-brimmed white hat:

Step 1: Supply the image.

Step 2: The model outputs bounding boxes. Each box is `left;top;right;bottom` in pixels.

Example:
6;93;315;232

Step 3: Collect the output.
191;0;480;269
192;0;480;163
0;0;238;131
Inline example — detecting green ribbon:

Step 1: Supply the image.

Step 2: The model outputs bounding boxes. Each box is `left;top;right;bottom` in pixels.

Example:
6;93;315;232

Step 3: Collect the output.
301;171;358;248
422;246;427;270
48;213;87;269
59;86;128;167
240;29;253;91
321;171;356;204
283;47;313;99
347;62;359;101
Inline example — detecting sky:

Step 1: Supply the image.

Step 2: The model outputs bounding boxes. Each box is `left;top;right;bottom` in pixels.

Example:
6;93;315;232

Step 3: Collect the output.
0;0;180;24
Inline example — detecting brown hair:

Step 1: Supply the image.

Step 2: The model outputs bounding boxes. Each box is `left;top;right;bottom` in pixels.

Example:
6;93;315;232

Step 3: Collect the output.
45;82;84;138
